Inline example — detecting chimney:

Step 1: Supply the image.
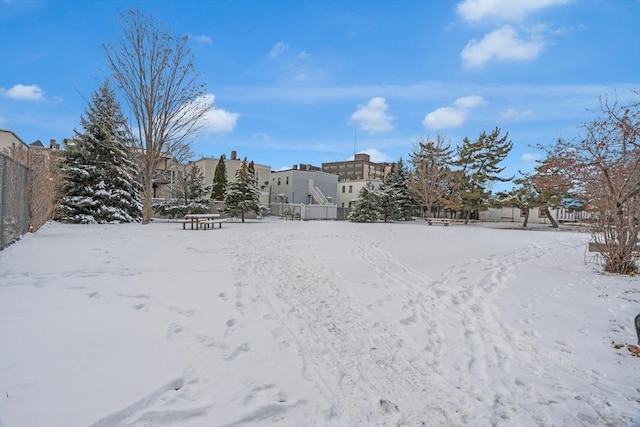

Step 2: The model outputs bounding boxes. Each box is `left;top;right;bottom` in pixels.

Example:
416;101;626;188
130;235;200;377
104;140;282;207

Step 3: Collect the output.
49;139;59;150
231;150;237;160
293;164;298;170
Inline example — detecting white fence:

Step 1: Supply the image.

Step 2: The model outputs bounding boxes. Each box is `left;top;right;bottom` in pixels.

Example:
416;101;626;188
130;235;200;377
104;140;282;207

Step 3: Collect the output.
269;203;337;220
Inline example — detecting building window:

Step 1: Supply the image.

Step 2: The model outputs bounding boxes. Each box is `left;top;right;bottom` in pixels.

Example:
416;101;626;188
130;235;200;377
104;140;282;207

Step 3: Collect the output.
348;201;352;208
341;185;345;193
349;185;353;193
277;177;281;186
286;176;289;185
520;208;528;217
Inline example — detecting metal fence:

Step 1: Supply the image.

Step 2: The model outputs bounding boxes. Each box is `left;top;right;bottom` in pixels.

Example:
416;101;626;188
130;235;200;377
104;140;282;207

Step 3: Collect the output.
0;153;31;250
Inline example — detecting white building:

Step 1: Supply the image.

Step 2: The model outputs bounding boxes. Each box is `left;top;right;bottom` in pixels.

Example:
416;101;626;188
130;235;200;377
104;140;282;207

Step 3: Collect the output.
269;164;338;206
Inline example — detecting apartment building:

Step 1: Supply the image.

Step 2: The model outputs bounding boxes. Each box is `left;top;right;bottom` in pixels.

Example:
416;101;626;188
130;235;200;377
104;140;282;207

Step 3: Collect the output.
190;151;272;205
321;153;392;181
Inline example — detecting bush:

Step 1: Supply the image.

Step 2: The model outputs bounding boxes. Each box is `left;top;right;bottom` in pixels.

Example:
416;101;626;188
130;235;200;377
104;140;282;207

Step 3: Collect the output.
153;199;209;219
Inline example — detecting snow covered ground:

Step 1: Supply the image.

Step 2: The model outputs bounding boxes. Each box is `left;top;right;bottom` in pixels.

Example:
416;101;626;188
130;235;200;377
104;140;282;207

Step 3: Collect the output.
0;218;638;426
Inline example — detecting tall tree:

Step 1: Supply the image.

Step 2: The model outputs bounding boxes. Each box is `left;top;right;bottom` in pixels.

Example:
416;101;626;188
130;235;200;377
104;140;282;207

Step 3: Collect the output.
454;127;513;223
349;182;382;223
104;9;211;224
410;134;454;218
378;158;414;222
211;154;227;200
58;81;142;224
223;158;262;222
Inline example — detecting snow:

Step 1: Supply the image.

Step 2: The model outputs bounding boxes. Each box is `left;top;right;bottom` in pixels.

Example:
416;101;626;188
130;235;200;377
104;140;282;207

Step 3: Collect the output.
0;219;638;426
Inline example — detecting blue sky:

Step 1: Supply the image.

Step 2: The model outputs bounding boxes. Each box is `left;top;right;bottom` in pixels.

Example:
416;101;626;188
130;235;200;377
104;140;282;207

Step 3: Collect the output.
1;0;638;190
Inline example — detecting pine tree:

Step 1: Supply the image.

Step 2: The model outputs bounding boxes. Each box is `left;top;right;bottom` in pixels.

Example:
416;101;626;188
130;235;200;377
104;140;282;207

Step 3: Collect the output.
222;158;262;222
58;81;142;224
349;182;381;222
211;154;227;200
453;127;512;223
378;158;414;222
496;173;539;228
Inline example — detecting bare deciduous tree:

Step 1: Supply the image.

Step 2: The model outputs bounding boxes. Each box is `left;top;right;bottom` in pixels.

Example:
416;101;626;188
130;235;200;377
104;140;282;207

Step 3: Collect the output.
409;134;454;218
546;95;639;274
104;9;211;223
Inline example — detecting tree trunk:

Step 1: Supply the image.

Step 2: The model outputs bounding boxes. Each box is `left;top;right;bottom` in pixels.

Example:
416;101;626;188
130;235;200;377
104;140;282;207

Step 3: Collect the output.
544;207;558;228
142;172;153;224
522;208;529;228
464;210;471;225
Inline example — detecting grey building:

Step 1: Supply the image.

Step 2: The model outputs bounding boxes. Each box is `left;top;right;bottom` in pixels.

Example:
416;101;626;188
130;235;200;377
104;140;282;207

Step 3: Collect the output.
270;164;338;205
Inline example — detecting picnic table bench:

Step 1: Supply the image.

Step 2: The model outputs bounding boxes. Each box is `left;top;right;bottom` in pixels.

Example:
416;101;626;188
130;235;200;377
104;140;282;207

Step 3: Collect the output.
198;219;227;229
426;218;451;226
178;214;222;230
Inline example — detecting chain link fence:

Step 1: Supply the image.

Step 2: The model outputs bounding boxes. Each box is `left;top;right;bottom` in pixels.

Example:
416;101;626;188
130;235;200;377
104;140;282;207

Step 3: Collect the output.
0;153;31;250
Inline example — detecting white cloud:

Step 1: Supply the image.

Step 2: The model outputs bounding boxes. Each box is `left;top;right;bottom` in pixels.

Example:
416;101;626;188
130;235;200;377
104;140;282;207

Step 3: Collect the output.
270;41;289;58
502;108;533;119
253;132;270;141
423;95;485;130
350;97;394;133
198;94;239;133
2;84;44;100
461;25;544;67
456;0;572;23
423;107;466;129
194;35;212;43
296;51;310;59
521;152;541;162
454;95;485;109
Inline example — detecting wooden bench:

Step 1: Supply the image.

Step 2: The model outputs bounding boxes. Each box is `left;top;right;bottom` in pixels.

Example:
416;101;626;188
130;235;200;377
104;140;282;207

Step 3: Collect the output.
588;242;640;253
177;219;196;230
585;241;640;265
199;219;227;229
426;218;450;226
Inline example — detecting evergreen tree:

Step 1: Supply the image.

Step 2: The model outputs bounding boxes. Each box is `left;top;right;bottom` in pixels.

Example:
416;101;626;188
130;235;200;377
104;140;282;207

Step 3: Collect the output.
378;158;414;222
349;182;381;222
222;158;262;222
211;154;227;200
58;81;142;224
177;164;209;204
496;173;539;228
453;127;512;223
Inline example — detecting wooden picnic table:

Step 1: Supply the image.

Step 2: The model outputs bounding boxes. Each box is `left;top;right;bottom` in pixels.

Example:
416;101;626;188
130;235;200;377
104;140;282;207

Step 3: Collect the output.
178;213;221;230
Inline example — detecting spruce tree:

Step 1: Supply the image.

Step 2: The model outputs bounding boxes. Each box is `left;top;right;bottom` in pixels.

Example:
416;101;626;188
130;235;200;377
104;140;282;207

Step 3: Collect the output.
211;154;227;200
58;81;142;224
222;158;262;222
349;182;381;222
378;158;414;222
